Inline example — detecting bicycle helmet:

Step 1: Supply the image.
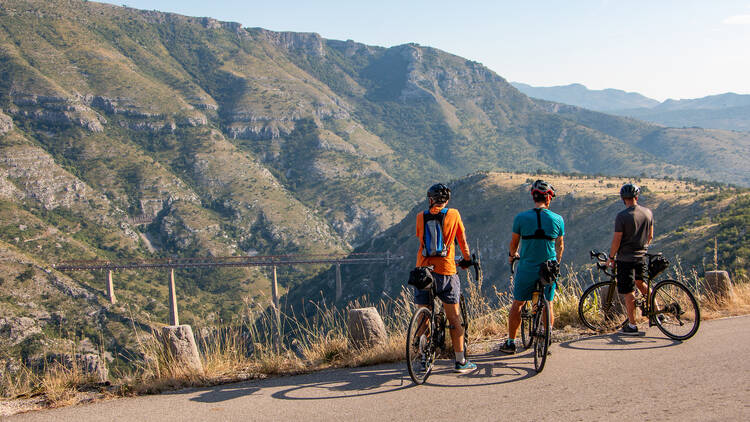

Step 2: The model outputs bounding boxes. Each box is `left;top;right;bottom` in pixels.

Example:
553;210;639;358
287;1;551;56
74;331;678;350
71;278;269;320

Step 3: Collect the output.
530;179;556;198
427;183;451;203
620;182;640;199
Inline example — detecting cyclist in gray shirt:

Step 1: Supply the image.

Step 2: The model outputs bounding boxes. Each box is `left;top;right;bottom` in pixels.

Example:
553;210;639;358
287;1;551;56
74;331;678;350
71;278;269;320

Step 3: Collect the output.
606;183;654;335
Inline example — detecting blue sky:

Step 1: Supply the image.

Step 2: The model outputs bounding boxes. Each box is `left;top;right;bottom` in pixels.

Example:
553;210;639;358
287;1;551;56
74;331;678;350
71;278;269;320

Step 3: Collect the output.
105;0;750;101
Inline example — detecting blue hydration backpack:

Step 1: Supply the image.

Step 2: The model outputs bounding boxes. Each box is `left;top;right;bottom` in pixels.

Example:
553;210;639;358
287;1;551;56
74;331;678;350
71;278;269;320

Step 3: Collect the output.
422;208;449;257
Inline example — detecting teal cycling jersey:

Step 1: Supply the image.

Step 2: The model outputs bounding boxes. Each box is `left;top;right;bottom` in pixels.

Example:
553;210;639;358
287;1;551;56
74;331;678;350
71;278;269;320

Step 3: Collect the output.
512;208;564;272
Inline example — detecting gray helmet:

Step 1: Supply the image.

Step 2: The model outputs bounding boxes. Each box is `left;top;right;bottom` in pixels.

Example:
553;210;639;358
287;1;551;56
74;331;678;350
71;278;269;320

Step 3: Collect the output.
427;183;451;203
531;179;556;198
620;183;640;199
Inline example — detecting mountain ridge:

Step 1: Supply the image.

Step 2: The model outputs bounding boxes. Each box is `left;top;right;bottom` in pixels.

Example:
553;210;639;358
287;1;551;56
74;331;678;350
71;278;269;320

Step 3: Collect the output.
512;82;750;132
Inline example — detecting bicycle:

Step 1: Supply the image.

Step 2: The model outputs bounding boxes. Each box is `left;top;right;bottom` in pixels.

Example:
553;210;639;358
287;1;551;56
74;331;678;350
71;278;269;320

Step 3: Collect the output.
511;257;552;373
578;250;700;340
405;254;479;384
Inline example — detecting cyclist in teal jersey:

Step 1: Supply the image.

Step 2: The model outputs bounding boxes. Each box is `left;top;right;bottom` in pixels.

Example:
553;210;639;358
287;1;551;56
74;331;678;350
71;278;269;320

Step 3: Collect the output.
499;180;565;354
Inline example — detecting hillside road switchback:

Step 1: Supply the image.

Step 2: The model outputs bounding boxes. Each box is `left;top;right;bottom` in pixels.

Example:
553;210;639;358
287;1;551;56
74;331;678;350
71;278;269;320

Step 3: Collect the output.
9;315;750;421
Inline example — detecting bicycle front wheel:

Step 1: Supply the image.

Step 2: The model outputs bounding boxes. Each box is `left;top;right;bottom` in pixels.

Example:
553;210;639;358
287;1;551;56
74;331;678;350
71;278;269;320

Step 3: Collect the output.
520;302;533;350
406;307;435;384
651;279;700;341
578;281;625;331
533;298;550;373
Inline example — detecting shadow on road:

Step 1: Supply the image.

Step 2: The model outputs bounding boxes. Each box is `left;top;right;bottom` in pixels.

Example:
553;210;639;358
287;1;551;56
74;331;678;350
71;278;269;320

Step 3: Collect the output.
423;351;536;388
269;365;412;401
181;351;546;403
560;333;681;351
187;384;262;403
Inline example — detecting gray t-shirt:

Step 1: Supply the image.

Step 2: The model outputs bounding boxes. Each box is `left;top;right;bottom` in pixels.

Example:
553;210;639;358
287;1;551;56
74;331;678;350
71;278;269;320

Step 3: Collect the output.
615;205;653;262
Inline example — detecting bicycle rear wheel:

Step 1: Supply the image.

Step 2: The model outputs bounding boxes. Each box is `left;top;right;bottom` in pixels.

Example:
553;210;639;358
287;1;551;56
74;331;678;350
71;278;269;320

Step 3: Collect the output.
406;307;435;384
459;294;470;355
578;281;625;331
520;302;533;349
651;279;700;341
533;298;550;373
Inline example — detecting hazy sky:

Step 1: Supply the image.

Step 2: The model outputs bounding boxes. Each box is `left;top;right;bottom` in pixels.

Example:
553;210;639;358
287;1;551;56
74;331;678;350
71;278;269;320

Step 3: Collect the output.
105;0;750;101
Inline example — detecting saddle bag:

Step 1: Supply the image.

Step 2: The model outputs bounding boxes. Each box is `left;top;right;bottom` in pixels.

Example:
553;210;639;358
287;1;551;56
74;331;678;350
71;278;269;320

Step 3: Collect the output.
539;259;560;285
408;266;435;290
648;256;670;279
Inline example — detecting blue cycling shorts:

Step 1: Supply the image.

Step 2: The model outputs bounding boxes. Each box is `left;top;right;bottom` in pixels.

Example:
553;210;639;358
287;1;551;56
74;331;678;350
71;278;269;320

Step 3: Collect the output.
513;267;556;302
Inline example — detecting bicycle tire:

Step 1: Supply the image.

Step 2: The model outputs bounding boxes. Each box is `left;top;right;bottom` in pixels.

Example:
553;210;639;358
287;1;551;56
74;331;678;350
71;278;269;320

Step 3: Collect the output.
406;307;435;384
578;281;626;331
459;294;469;355
520;302;533;349
651;279;700;341
533;298;550;373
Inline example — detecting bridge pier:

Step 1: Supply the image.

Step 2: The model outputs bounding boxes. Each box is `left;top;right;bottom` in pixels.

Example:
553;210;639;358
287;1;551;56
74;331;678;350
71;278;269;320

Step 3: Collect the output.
335;263;342;302
106;269;116;304
169;268;179;326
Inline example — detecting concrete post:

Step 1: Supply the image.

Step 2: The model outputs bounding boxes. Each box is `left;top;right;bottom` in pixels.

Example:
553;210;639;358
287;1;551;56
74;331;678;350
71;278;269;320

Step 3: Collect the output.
705;270;733;300
168;268;179;326
335;263;342;302
106;269;116;304
160;325;203;374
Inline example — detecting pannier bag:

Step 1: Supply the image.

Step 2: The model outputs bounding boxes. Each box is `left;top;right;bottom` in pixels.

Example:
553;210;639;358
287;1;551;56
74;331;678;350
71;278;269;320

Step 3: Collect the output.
648;255;670;279
408;266;435;290
539;259;560;285
422;208;449;257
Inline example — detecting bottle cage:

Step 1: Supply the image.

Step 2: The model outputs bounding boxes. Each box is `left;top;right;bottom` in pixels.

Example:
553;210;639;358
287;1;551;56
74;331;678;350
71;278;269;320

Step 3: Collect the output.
521;208;555;241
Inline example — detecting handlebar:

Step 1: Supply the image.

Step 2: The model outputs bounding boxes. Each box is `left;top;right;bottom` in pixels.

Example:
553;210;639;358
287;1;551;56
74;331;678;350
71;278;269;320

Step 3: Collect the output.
456;253;482;282
590;249;615;277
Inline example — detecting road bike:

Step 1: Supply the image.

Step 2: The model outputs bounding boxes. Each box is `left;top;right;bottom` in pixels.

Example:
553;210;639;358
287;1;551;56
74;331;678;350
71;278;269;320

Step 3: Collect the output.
512;258;551;373
405;254;479;384
578;250;700;340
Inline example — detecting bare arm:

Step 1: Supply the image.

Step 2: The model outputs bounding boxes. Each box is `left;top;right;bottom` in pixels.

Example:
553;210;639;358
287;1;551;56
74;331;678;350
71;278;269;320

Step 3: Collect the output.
608;232;623;266
555;236;564;262
508;232;520;264
647;224;654;246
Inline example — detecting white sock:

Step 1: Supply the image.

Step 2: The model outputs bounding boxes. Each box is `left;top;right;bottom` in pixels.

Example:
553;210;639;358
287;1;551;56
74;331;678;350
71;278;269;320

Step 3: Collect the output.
455;351;465;364
628;323;637;329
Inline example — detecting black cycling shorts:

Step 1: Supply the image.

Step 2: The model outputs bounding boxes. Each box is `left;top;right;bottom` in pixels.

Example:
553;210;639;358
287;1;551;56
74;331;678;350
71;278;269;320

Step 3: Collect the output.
615;259;648;294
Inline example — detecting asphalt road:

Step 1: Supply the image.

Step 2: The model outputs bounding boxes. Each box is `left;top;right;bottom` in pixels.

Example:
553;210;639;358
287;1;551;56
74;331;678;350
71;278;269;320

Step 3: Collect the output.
8;316;750;421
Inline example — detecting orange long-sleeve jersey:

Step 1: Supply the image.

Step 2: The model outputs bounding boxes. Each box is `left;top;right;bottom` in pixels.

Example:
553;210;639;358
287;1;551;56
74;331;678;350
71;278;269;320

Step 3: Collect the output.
416;204;471;275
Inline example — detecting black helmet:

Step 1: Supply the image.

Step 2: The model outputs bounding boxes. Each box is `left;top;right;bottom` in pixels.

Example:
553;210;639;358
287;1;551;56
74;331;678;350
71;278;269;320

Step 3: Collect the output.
427;183;451;203
531;180;556;198
620;183;640;199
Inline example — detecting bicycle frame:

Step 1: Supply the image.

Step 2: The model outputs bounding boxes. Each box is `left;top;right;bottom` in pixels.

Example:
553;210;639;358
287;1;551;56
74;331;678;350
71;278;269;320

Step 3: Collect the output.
589;250;661;325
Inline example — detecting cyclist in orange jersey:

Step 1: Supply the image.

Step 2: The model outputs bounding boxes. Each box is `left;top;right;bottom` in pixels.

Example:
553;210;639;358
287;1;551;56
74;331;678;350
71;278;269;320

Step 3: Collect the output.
414;183;476;373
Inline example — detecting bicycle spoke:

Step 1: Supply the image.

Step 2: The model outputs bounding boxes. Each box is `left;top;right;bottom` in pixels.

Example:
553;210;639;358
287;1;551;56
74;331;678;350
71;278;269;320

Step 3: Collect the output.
579;282;626;331
406;308;435;384
651;280;700;341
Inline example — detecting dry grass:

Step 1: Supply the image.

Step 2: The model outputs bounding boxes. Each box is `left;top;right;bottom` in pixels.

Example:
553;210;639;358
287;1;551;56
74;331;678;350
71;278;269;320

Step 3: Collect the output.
0;363;40;399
